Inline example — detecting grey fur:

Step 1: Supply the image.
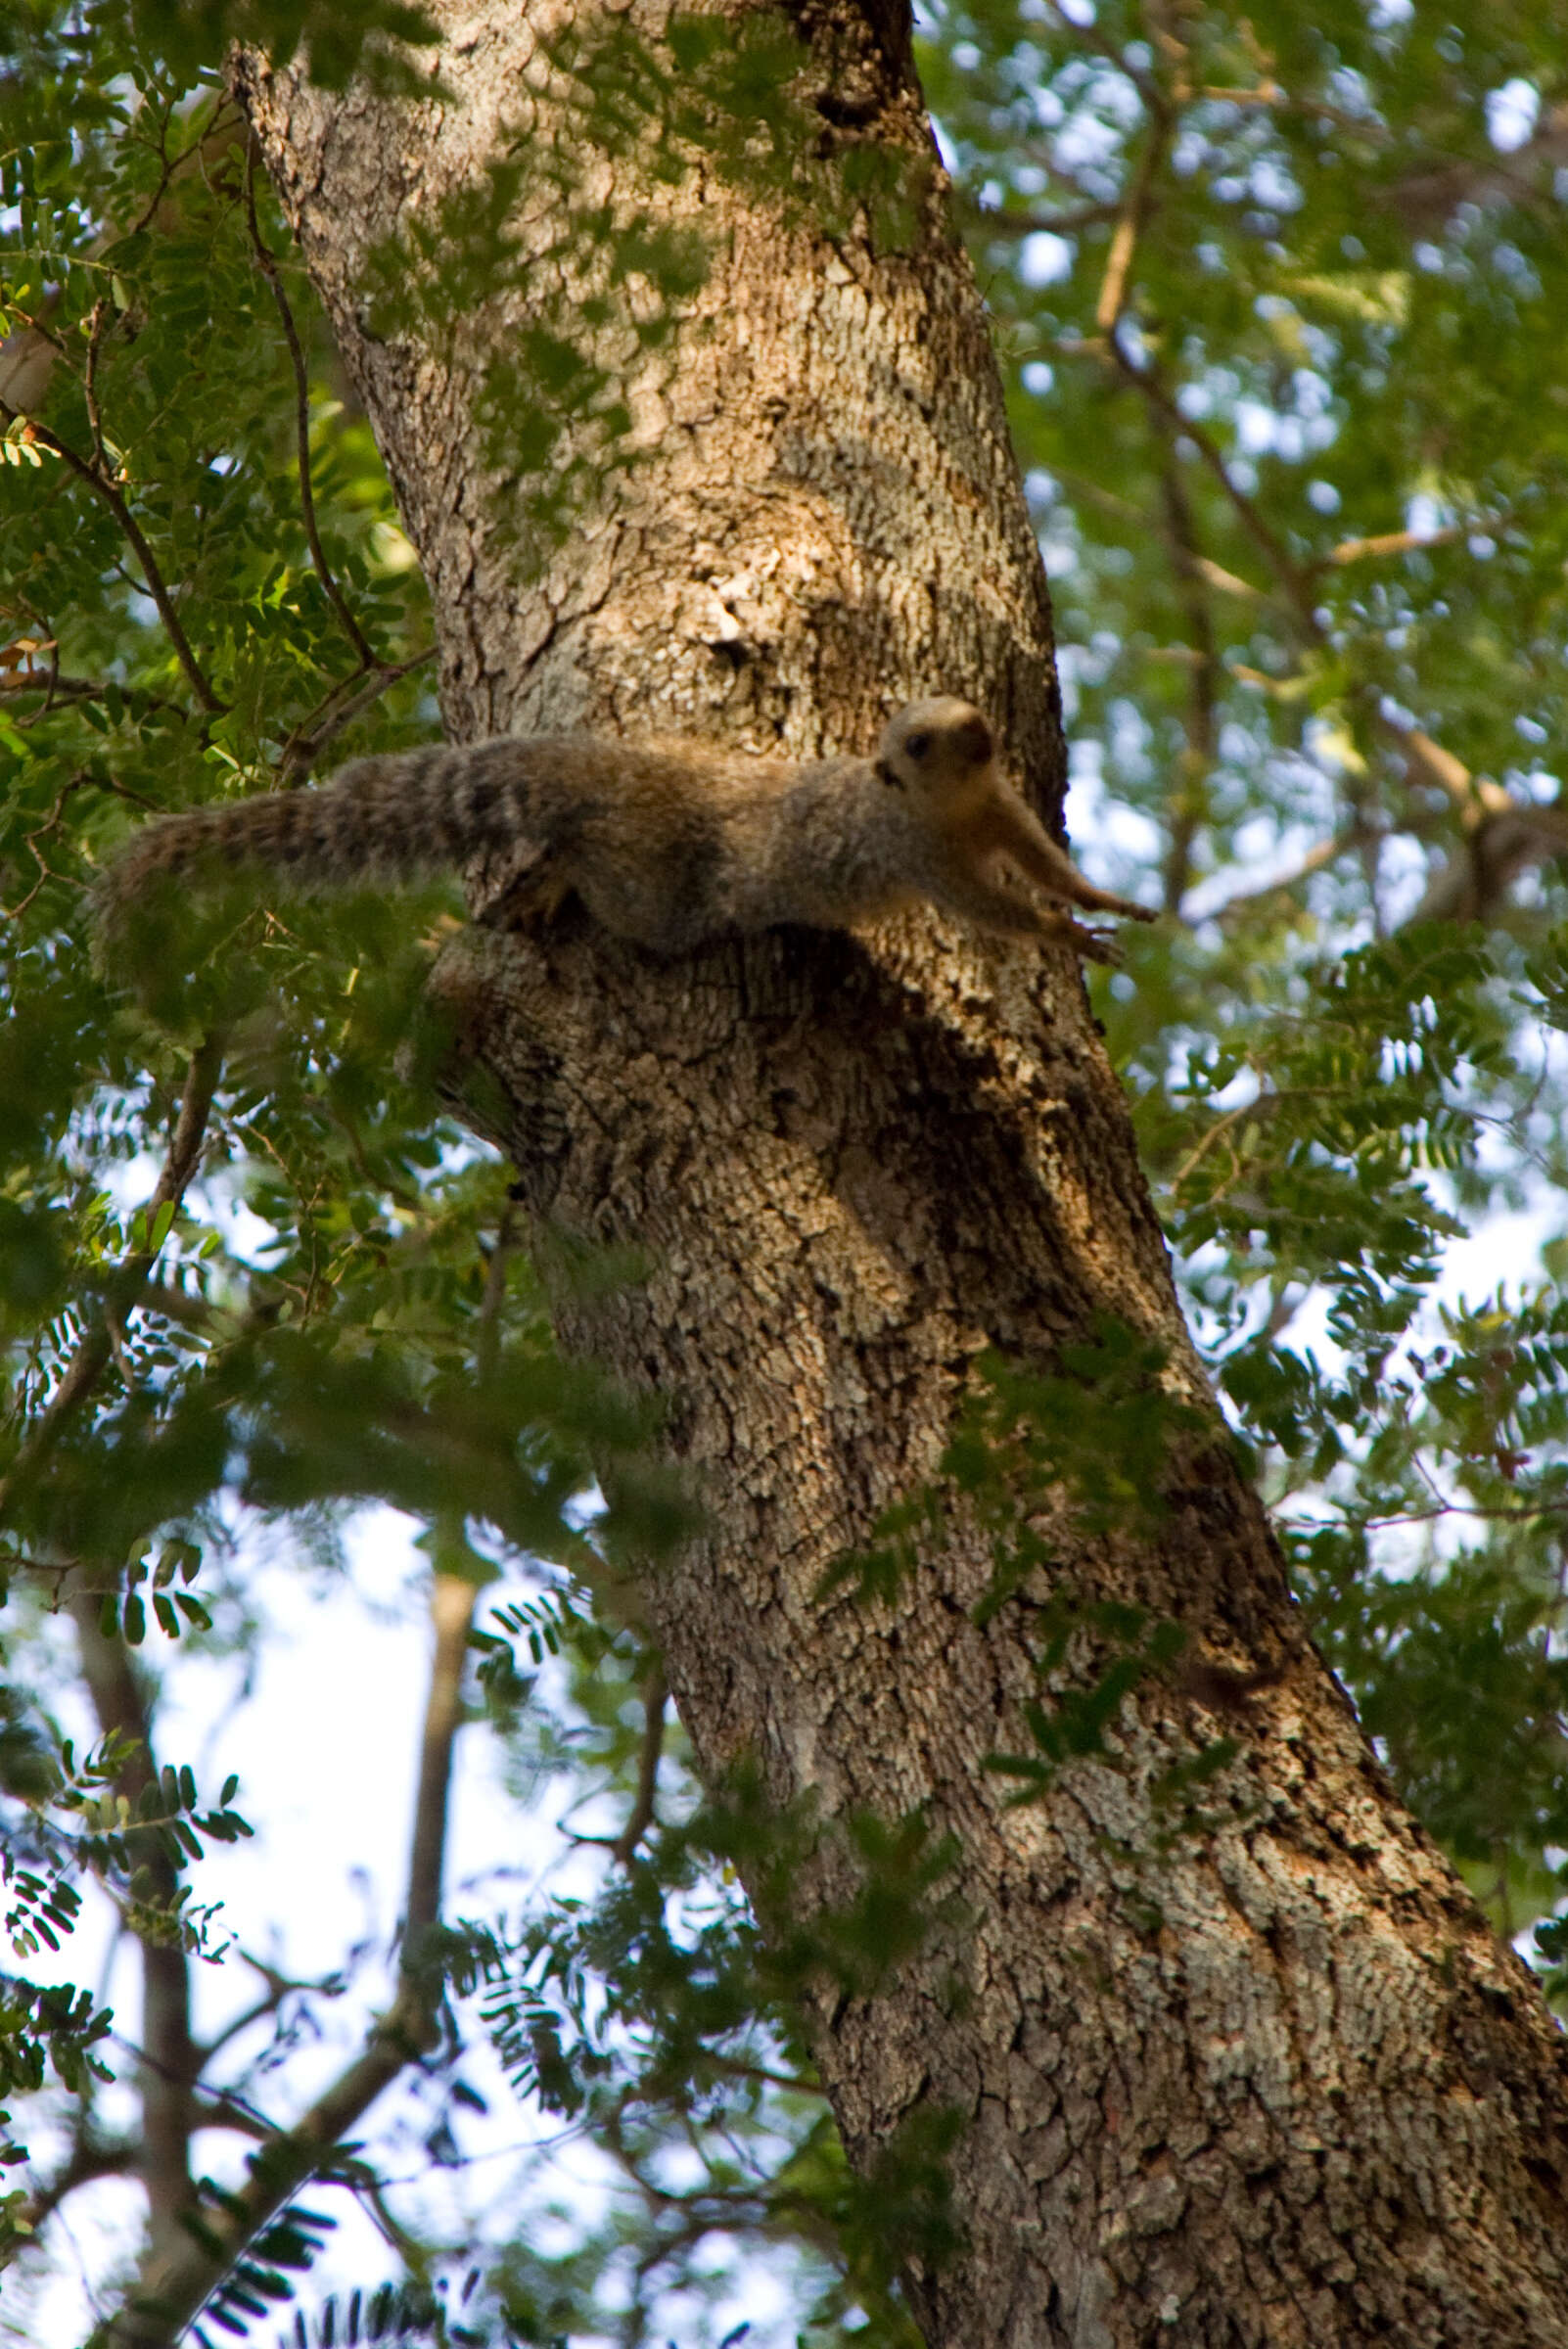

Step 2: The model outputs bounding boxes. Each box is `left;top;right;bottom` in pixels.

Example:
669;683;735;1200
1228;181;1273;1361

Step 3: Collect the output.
96;698;1153;963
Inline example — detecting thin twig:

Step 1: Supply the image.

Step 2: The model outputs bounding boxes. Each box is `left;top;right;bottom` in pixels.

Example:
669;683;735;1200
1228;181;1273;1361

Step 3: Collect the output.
18;2138;137;2235
1154;402;1220;910
1049;468;1268;606
276;642;438;784
404;1571;479;1953
1103;331;1320;632
1187;552;1268;602
0;671;183;733
108;2009;438;2344
963;197;1127;238
1193;81;1391;142
0;769;98;920
68;1588;203;2262
1169;1092;1268;1190
353;2171;428;2262
83;299;108;473
118;1276;214;1329
1051;61;1544;919
97;1206;523;2339
125;99;248;241
1353;1498;1568;1528
2;406;223;714
124;91;183;237
1322;526;1464;569
1385;716;1511;817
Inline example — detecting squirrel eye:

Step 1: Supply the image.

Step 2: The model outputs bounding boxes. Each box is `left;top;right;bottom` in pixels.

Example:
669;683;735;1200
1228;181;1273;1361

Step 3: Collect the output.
905;731;931;759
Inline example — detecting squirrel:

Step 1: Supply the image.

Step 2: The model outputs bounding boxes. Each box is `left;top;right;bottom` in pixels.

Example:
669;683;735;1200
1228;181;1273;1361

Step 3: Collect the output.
94;697;1153;963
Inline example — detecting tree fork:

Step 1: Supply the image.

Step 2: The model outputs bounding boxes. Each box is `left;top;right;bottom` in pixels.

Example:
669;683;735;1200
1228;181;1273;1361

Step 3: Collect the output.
237;6;1568;2342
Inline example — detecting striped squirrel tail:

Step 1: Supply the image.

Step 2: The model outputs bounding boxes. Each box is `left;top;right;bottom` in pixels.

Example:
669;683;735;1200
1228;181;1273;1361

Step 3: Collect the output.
92;740;544;948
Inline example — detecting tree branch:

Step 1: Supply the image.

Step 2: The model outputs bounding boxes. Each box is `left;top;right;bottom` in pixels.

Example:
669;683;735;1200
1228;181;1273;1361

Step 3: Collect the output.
1193;79;1392;143
97;1554;476;2347
1322;526;1464;569
1070;328;1549;929
404;1572;479;1954
19;2134;138;2234
1368;714;1568;920
67;1594;200;2266
1103;330;1320;632
1207;821;1367;923
1154;403;1221;910
275;641;437;784
1095;110;1171;336
612;1656;668;1867
1169;1091;1272;1191
91;1218;525;2336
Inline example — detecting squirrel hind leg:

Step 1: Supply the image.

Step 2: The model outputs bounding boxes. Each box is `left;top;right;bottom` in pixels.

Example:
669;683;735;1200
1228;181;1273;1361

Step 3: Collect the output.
473;853;576;932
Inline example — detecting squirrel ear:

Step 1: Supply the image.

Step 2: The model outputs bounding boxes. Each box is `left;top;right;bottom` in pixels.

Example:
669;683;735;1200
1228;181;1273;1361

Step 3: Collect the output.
955;713;993;764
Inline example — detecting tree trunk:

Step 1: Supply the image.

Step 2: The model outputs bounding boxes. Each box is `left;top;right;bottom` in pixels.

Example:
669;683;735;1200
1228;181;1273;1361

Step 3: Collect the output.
239;7;1568;2342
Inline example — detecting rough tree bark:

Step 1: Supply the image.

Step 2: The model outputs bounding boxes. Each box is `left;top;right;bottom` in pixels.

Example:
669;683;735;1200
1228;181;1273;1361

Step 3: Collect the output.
239;5;1568;2343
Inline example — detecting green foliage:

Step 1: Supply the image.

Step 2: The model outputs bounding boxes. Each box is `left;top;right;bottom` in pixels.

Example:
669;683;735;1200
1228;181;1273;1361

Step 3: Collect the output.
928;0;1568;880
0;1978;113;2103
4;0;441;105
925;0;1568;1954
465;1774;958;2347
0;1976;114;2263
4;1866;81;1961
0;1715;244;2255
6;0;1568;2340
62;1748;252;1884
982;1594;1188;1804
167;2195;337;2345
265;2280;459;2346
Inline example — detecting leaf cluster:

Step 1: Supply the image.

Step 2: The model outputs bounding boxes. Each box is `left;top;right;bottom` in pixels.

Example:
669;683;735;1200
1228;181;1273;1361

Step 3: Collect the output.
927;0;1568;1953
459;1773;958;2347
7;0;1568;2339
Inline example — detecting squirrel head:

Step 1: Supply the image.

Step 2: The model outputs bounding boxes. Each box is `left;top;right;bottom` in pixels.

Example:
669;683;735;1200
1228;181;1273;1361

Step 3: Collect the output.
876;699;996;808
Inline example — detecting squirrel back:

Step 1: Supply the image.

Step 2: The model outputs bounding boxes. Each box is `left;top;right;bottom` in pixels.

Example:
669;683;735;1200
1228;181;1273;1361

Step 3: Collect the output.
94;701;1153;963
